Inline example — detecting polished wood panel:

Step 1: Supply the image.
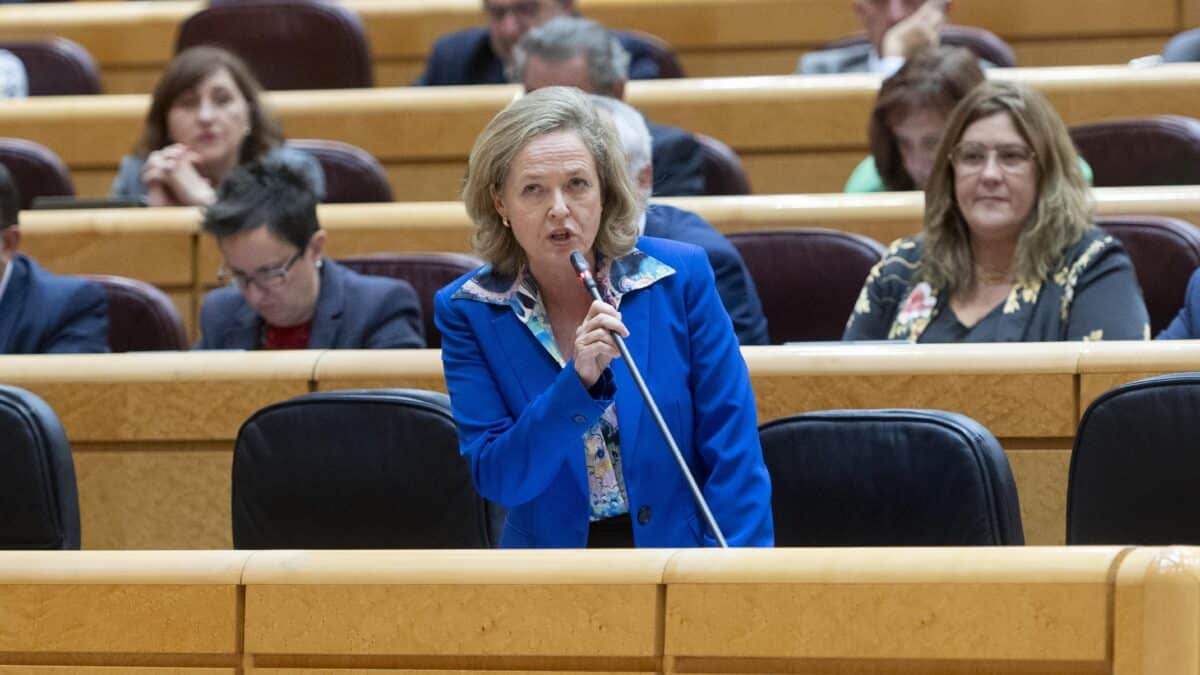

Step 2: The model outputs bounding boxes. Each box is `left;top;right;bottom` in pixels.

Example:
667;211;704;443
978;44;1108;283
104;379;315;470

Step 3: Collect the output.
1076;341;1200;412
7;65;1200;200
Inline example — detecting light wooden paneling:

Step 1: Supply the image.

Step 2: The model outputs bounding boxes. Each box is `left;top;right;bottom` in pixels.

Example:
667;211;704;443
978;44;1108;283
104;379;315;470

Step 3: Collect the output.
1076;340;1200;412
1114;546;1200;675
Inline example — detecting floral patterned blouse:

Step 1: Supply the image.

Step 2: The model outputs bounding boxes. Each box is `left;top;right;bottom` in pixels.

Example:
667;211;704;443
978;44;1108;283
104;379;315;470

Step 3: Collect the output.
844;227;1150;342
453;248;676;521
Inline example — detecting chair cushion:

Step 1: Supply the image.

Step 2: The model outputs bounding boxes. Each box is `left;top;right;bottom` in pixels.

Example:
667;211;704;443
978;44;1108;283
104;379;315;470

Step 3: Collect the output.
761;409;1024;546
1096;216;1200;336
79;275;188;352
0;385;80;549
1070;116;1200;187
286;139;392;203
0;38;102;95
0;137;73;210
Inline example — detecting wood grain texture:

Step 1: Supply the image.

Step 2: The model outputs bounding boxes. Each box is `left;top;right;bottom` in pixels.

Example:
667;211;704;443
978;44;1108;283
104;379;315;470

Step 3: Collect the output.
1007;449;1071;546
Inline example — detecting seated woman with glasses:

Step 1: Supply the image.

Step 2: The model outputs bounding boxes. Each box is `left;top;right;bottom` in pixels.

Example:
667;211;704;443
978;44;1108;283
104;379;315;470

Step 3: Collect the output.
194;158;424;350
844;80;1148;342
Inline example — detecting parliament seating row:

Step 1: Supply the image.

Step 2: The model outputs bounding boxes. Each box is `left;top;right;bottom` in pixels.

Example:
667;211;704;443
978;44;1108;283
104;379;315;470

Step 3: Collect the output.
3;340;1198;550
2;65;1197;200
0;0;1195;93
20;186;1200;338
0;546;1194;673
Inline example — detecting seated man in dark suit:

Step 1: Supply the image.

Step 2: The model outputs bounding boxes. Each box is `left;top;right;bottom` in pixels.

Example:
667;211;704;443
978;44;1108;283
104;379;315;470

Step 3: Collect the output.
514;16;706;197
0;164;108;354
798;0;950;76
195;159;425;350
592;94;769;345
415;0;663;86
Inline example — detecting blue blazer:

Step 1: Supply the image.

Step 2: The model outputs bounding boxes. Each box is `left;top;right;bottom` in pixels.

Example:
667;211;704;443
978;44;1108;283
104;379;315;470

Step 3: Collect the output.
195;259;425;349
647;120;706;197
435;237;774;548
1159;267;1200;339
0;255;108;354
414;27;664;86
644;204;768;344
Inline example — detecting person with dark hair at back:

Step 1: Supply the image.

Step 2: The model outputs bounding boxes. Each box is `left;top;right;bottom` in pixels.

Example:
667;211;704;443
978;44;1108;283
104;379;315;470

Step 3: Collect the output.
591;94;769;345
194;158;423;350
414;0;665;86
0;164;108;354
113;46;323;207
513;16;705;197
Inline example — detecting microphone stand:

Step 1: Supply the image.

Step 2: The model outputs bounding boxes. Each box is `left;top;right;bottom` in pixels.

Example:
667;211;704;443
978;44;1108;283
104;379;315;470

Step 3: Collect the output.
570;251;728;548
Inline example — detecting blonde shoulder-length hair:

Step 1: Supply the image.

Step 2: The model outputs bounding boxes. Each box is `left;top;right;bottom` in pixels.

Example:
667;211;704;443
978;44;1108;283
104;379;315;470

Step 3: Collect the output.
461;86;641;277
921;80;1092;296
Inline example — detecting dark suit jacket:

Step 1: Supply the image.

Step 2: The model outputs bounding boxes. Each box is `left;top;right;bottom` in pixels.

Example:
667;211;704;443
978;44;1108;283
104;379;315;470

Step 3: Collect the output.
414;26;663;86
1159;267;1200;339
644;204;768;344
647;120;706;197
0;254;108;354
195;259;425;349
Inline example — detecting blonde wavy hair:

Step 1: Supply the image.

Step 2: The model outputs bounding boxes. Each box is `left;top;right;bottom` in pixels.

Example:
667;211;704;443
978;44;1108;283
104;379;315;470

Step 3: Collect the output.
461;86;640;277
921;80;1092;296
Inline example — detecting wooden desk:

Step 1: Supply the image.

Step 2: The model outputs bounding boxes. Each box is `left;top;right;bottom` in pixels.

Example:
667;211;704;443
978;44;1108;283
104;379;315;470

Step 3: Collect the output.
8;547;1200;674
0;0;1185;95
5;65;1200;200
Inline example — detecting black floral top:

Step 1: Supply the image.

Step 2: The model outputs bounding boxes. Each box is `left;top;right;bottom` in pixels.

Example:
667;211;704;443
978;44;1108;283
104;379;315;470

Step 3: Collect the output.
844;227;1150;343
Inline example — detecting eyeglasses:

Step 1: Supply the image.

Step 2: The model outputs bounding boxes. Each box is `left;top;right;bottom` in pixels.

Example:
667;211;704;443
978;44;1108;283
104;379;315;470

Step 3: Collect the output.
950;142;1037;175
484;0;544;22
217;250;303;291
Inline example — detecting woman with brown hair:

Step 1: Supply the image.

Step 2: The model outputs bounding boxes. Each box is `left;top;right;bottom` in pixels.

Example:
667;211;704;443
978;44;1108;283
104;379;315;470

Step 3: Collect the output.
112;46;323;206
844;80;1147;342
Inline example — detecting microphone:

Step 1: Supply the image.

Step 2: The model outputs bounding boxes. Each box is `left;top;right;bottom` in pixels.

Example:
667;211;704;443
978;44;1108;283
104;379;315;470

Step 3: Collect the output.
569;251;729;548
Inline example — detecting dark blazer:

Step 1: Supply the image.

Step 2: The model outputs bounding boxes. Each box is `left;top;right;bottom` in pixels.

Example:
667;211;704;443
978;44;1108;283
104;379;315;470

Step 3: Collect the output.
195;259;425;349
644;204;768;344
0;254;108;354
1158;267;1200;339
435;237;774;548
647;120;706;197
414;26;664;86
844;228;1150;342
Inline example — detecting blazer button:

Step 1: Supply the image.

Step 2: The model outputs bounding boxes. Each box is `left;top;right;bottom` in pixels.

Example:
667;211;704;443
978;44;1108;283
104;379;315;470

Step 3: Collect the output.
637;505;652;525
573;414;586;424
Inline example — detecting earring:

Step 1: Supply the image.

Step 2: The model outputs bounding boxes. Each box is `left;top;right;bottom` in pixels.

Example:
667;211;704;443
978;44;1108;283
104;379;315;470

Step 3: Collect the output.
502;217;511;228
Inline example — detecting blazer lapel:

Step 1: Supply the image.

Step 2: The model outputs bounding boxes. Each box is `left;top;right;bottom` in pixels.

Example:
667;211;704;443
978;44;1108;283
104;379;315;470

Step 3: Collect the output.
0;256;31;353
611;288;651;469
223;302;261;350
307;261;343;348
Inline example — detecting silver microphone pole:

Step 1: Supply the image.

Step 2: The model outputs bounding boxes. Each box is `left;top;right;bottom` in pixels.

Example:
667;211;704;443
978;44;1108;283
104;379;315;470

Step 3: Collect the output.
570;251;728;548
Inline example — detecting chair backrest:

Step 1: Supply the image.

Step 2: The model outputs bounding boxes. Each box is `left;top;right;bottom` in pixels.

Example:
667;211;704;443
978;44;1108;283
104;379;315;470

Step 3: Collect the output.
624;29;684;79
726;229;885;343
78;274;188;352
818;24;1016;68
286;138;392;203
176;0;374;90
0;137;73;210
1096;216;1200;336
337;252;483;348
695;133;751;196
232;388;501;549
1163;28;1200;62
761;409;1024;546
1070;115;1200;187
1068;373;1200;545
0;38;102;95
0;385;80;550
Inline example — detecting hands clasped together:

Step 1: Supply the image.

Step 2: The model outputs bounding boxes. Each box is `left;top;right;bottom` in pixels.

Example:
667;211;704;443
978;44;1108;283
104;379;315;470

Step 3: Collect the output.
573;299;629;389
142;143;218;207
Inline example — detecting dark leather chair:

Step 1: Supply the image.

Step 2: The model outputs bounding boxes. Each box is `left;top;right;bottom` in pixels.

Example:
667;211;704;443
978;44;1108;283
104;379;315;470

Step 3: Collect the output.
233;388;500;549
1068;373;1200;545
286;139;393;203
176;0;374;90
696;133;751;196
78;275;188;352
818;24;1016;68
727;229;885;343
0;137;73;210
1;38;102;95
1163;28;1200;62
625;29;684;79
1096;216;1200;336
337;252;482;349
761;409;1024;546
0;385;80;550
1070;116;1200;187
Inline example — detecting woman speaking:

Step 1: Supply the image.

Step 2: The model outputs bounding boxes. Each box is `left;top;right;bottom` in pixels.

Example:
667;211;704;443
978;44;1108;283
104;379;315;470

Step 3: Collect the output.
435;87;773;548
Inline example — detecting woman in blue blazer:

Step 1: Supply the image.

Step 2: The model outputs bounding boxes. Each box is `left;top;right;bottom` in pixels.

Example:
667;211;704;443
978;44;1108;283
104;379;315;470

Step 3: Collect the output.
435;87;773;548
